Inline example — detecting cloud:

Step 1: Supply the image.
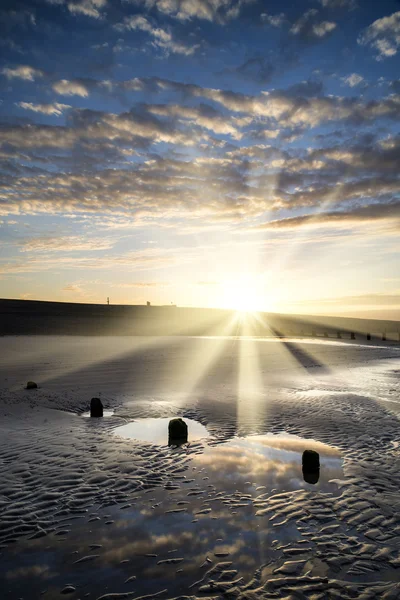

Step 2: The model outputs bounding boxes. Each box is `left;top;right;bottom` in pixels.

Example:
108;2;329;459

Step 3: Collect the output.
1;65;44;81
358;11;400;60
111;282;168;287
16;102;71;116
67;0;107;19
130;0;255;23
254;200;400;231
261;12;286;27
52;79;90;97
341;73;364;87
231;57;276;84
145;102;242;137
0;247;187;276
115;15;198;55
62;283;84;292
318;0;357;8
45;0;107;19
19;236;114;252
290;9;336;40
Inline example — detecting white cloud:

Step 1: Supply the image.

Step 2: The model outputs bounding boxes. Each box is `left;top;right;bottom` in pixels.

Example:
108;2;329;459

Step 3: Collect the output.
341;73;364;87
19;236;114;252
1;65;44;81
57;0;108;19
318;0;357;8
16;102;71;116
131;0;254;23
115;15;198;55
52;79;90;97
312;21;336;37
62;283;84;292
261;12;285;27
290;9;336;39
358;11;400;60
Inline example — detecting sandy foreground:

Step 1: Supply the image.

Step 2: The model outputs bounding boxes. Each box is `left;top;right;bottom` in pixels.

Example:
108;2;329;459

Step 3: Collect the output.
0;335;400;599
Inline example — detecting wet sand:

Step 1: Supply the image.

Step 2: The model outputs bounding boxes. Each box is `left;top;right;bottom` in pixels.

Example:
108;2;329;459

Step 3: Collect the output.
0;336;400;599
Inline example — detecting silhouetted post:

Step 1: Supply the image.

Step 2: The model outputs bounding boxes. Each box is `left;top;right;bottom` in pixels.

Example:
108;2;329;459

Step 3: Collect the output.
107;297;109;305
337;332;341;339
302;450;320;485
350;332;355;340
367;333;371;340
382;333;386;341
168;418;188;446
90;397;103;417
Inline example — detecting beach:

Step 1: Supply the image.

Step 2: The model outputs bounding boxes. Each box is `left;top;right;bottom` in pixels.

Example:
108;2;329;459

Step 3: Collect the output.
1;335;400;599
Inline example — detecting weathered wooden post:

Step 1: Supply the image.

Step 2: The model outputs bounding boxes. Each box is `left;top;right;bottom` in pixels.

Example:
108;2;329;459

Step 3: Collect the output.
350;332;355;340
367;333;371;340
90;397;103;417
302;450;320;485
168;418;188;445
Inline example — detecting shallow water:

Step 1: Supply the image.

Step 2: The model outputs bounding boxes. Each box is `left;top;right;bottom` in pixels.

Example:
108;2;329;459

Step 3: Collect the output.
1;336;400;599
113;417;209;444
81;409;115;417
0;432;343;599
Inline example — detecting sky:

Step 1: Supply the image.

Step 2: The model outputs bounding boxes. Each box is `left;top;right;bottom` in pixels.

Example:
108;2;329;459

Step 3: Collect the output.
0;0;399;319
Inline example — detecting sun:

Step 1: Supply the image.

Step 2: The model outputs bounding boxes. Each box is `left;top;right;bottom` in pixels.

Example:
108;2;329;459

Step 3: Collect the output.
221;276;265;313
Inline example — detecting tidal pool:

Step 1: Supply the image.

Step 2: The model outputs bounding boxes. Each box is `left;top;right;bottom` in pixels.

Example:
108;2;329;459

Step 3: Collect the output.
0;431;344;599
193;433;343;493
81;409;115;417
113;417;209;444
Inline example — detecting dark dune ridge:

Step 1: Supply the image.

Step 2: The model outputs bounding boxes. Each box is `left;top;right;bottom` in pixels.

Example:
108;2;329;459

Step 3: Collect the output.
0;298;399;338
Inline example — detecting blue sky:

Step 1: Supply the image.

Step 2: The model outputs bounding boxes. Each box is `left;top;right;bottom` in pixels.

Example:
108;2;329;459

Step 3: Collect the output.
0;0;399;318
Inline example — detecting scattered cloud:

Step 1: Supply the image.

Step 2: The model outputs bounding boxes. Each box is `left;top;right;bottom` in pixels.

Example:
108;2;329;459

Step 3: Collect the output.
1;65;44;81
318;0;357;8
254;200;400;231
130;0;255;24
290;9;336;40
62;283;84;292
52;79;90;97
341;73;364;87
111;282;169;287
358;11;400;60
67;0;107;19
115;15;199;55
44;0;107;19
16;102;71;116
261;12;286;27
19;236;115;252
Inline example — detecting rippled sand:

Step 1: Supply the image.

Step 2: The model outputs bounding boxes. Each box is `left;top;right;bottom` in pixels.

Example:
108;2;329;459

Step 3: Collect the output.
0;336;400;599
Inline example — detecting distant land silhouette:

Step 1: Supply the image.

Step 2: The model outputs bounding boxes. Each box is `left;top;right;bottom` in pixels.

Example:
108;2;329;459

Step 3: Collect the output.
0;299;399;339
